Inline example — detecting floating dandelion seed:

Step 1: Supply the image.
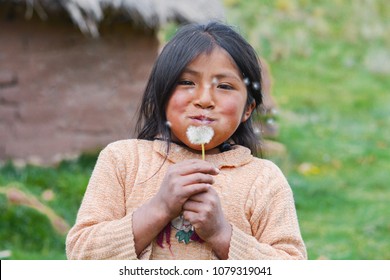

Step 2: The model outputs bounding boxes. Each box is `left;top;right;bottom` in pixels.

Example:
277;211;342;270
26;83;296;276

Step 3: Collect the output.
211;77;219;85
186;125;214;160
243;77;250;86
166;121;172;128
252;82;260;90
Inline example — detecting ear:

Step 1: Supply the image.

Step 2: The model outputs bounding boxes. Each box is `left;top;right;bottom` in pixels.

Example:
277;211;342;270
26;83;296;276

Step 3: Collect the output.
241;101;256;123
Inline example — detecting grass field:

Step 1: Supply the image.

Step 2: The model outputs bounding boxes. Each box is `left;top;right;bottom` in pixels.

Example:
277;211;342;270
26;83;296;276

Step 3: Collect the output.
226;0;390;259
1;0;389;259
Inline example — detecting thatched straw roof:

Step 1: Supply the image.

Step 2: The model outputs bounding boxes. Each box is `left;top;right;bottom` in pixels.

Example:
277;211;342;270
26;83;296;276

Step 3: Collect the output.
5;0;225;37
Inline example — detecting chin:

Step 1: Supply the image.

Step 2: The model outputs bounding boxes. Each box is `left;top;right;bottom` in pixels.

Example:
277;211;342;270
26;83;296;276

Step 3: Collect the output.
185;143;203;151
182;141;208;152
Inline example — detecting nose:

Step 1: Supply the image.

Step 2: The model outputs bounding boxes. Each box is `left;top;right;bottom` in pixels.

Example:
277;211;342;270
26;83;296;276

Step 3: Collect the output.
194;84;215;110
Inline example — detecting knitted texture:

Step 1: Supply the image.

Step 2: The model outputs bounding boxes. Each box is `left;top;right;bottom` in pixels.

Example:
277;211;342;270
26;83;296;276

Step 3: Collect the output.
66;139;307;259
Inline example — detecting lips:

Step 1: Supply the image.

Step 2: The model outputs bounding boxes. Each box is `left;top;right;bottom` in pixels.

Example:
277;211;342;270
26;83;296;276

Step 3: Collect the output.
189;115;215;125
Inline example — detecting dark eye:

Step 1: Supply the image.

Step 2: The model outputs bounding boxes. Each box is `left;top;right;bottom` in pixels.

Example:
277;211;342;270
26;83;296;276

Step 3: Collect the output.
218;83;234;90
177;80;195;86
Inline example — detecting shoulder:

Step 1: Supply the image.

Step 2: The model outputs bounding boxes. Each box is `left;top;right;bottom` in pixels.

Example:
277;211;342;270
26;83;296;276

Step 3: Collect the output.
247;157;291;195
220;145;288;186
103;139;154;154
93;139;157;180
98;139;155;163
251;157;285;177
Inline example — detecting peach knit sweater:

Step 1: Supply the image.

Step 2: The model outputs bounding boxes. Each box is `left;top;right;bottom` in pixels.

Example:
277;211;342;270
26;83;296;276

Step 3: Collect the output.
66;139;306;260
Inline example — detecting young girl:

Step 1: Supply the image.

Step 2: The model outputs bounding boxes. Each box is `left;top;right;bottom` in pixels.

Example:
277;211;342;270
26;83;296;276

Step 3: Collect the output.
66;21;307;260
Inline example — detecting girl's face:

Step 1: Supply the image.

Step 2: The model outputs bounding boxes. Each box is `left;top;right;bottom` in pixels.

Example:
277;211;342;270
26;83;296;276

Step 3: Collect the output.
166;47;255;153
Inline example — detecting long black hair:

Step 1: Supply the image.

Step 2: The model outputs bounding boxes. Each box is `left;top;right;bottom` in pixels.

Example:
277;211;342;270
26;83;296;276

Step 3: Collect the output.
136;21;263;154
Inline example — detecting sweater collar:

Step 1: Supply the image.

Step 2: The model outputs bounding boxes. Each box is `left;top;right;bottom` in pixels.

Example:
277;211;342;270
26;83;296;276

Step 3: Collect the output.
153;140;253;169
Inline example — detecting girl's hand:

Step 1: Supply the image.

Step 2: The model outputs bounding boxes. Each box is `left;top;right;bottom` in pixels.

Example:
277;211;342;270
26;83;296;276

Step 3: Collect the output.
153;159;220;220
182;187;232;259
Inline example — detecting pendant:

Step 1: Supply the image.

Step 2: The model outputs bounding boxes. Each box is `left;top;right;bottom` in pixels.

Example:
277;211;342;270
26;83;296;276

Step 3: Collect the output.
171;215;194;244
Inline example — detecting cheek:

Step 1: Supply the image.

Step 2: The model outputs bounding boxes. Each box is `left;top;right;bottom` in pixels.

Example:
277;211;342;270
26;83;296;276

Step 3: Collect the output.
167;92;191;112
220;99;246;120
166;94;185;120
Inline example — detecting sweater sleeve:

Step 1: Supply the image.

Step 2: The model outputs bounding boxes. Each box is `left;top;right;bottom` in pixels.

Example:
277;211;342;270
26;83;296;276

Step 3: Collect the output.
66;143;151;259
228;162;307;260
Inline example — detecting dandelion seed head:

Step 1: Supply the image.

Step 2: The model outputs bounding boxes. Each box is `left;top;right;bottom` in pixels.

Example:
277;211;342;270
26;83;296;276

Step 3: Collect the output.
186;125;214;145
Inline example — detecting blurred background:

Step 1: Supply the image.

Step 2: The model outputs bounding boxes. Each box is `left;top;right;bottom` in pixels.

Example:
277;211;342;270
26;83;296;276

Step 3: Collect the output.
0;0;389;259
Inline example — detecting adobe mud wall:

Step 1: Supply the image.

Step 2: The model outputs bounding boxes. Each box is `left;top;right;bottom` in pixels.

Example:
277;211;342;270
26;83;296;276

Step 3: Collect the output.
0;16;158;165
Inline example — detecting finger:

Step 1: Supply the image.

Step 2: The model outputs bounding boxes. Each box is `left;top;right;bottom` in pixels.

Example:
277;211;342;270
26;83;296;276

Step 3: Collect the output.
180;173;215;186
188;185;218;201
186;191;220;215
175;160;220;176
181;183;210;198
182;210;198;226
186;192;209;203
182;209;209;229
182;200;203;213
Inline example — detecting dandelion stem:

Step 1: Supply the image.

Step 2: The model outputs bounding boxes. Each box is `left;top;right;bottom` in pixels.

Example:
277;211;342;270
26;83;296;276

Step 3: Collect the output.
202;144;205;160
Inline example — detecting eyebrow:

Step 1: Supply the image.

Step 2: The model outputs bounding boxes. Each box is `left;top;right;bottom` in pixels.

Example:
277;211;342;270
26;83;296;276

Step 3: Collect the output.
182;68;242;82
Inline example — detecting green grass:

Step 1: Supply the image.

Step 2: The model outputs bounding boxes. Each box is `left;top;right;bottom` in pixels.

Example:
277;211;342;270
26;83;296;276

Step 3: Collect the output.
0;153;97;259
225;0;390;259
272;31;390;260
1;0;389;259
